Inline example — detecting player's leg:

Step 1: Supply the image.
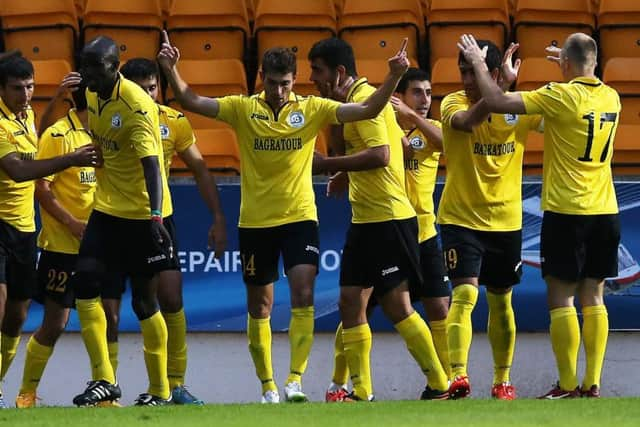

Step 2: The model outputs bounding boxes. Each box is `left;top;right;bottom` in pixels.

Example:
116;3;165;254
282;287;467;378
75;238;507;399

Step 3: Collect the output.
240;226;280;403
281;221;319;402
101;297;122;377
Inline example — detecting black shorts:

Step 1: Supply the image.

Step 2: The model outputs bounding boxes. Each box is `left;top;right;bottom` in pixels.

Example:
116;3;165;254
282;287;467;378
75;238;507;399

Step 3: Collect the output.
0;219;37;300
440;224;522;289
415;236;450;299
541;212;620;282
35;250;126;308
238;220;319;286
340;217;422;297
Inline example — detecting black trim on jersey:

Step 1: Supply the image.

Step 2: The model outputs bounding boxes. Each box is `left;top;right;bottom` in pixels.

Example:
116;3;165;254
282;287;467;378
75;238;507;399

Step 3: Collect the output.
572;80;601;88
346;78;369;103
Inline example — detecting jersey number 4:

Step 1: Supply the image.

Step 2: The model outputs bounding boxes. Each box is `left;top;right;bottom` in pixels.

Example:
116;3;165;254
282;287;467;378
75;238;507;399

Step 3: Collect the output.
579;112;617;162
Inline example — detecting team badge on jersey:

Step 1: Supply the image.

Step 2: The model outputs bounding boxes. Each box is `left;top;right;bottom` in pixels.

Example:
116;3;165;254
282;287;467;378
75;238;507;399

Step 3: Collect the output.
409;136;425;150
111;113;122;129
160;124;170;139
287;111;305;128
504;113;519;125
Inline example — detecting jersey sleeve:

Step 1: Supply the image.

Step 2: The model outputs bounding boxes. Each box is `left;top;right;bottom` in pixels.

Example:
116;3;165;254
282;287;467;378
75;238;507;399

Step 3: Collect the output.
36;125;68;182
440;93;468;129
172;114;196;153
520;83;568;117
216;95;244;126
310;96;341;127
0;126;16;159
354;105;389;149
130;101;161;159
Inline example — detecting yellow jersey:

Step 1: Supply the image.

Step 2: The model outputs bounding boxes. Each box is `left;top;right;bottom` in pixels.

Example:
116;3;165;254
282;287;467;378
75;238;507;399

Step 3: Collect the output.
158;104;195;178
86;75;172;220
404;122;442;242
438;90;542;231
37;109;96;254
216;91;341;228
344;78;415;224
0;99;38;232
521;77;620;215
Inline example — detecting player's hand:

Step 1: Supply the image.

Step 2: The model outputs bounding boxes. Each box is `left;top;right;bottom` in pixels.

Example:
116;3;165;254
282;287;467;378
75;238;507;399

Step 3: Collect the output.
388;38;410;78
157;30;180;70
150;219;173;256
68;218;86;241
55;72;83;99
545;45;562;65
326;74;353;102
327;171;349;198
69;144;102;167
457;34;487;66
207;217;227;259
500;42;521;87
391;96;415;122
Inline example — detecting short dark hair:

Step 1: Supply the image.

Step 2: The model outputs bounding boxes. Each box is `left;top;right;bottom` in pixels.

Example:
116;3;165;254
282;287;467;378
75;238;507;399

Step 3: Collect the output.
0;51;34;87
458;39;501;72
396;67;430;94
308;38;357;77
262;47;297;75
120;58;160;82
563;33;597;69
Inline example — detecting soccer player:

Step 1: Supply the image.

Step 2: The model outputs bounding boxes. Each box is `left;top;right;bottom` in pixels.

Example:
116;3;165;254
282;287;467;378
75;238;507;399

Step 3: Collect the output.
158;31;409;403
436;40;541;400
71;36;175;406
310;38;449;402
94;57;227;405
0;53;99;408
458;33;620;399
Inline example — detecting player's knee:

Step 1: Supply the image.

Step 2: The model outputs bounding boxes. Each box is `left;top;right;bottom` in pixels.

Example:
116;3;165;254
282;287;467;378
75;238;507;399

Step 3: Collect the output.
131;296;159;321
38;321;66;345
290;285;313;308
158;292;183;313
72;271;101;300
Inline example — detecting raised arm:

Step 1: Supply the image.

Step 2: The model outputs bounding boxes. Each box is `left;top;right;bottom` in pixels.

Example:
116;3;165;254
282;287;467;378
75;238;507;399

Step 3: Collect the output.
157;31;220;118
450;99;491;133
38;72;82;136
336;39;410;123
391;96;443;151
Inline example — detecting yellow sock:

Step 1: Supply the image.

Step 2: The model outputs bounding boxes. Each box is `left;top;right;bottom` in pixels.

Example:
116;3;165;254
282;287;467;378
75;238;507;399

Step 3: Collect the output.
287;306;314;384
19;336;54;393
76;298;115;383
163;309;188;389
107;342;119;376
342;323;373;400
0;333;21;380
140;311;169;399
550;306;580;391
247;314;276;393
582;305;609;389
447;284;478;378
396;312;449;391
486;291;516;385
429;319;451;379
332;322;349;385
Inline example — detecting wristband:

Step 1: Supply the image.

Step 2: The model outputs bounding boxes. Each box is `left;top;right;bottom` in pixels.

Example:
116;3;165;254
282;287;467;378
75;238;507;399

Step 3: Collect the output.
150;209;162;216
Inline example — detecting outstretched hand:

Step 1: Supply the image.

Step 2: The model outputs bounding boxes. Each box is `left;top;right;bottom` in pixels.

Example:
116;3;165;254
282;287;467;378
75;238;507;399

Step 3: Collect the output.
457;34;488;66
501;42;521;86
157;30;180;69
56;72;83;98
326;73;354;103
545;45;562;65
388;38;410;77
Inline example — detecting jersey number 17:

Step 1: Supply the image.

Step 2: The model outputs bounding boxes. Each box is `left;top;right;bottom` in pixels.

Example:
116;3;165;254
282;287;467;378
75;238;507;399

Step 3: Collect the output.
579;111;617;162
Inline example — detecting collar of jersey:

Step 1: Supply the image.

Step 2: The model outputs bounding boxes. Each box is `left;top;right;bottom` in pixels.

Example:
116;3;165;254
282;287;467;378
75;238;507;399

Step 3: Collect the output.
570;76;601;86
67;108;86;131
0;97;21;121
99;73;124;102
257;91;298;103
345;77;368;102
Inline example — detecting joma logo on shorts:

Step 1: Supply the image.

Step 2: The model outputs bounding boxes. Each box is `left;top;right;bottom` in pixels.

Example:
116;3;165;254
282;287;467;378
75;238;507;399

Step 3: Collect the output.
381;266;399;276
147;254;167;264
305;245;319;254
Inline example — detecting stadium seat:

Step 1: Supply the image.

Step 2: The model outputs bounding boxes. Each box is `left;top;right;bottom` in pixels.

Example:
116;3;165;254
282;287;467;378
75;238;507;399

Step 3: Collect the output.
254;60;319;96
355;58;419;87
523;130;544;174
515;58;564;91
315;128;329;156
427;0;509;68
514;0;595;60
338;0;424;65
171;128;241;175
160;0;172;19
0;0;78;65
30;60;74;130
82;0;163;62
430;57;463;121
603;58;640;125
75;0;86;16
166;0;250;62
598;0;640;68
612;124;640;173
254;0;336;65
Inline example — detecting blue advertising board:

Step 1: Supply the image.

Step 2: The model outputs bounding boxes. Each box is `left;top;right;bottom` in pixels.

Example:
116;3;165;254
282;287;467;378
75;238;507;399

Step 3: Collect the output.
22;179;640;333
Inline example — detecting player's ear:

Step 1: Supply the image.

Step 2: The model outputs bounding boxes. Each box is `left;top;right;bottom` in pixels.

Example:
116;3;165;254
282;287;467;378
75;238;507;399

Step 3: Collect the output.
336;65;347;82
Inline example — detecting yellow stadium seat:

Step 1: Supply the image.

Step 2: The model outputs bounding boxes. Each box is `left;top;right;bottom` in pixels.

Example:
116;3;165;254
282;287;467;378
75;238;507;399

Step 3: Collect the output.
82;0;163;62
429;57;463;121
598;0;640;68
427;0;509;68
603;57;640;125
0;0;78;65
523;130;544;174
75;0;86;16
254;60;319;96
178;128;241;175
167;0;250;62
338;0;424;64
254;0;336;64
514;0;595;60
612;124;640;173
315;128;329;157
31;60;74;129
160;0;172;19
515;58;564;91
354;58;419;87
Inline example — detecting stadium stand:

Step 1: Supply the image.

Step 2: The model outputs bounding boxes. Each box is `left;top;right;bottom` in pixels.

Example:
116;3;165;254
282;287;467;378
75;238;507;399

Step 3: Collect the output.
429;57;463;121
170;128;241;176
30;59;74;127
603;57;640;126
598;0;640;69
515;58;564;91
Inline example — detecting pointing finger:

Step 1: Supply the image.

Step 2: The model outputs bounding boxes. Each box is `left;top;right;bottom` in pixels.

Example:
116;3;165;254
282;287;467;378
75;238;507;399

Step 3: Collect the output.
398;38;408;55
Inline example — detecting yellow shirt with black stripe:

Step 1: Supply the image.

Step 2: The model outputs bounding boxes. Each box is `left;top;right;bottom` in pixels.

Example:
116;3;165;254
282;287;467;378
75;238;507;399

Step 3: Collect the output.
216;91;341;228
86;75;172;220
158;104;195;178
37;109;96;254
404;122;441;242
343;78;415;224
0;99;38;232
438;90;542;231
520;77;620;215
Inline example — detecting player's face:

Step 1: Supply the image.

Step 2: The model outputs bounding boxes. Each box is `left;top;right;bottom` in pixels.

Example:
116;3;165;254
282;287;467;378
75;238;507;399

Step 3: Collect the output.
309;58;336;98
401;80;432;118
261;71;295;109
132;76;159;102
0;76;34;115
80;57;117;94
459;60;481;104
